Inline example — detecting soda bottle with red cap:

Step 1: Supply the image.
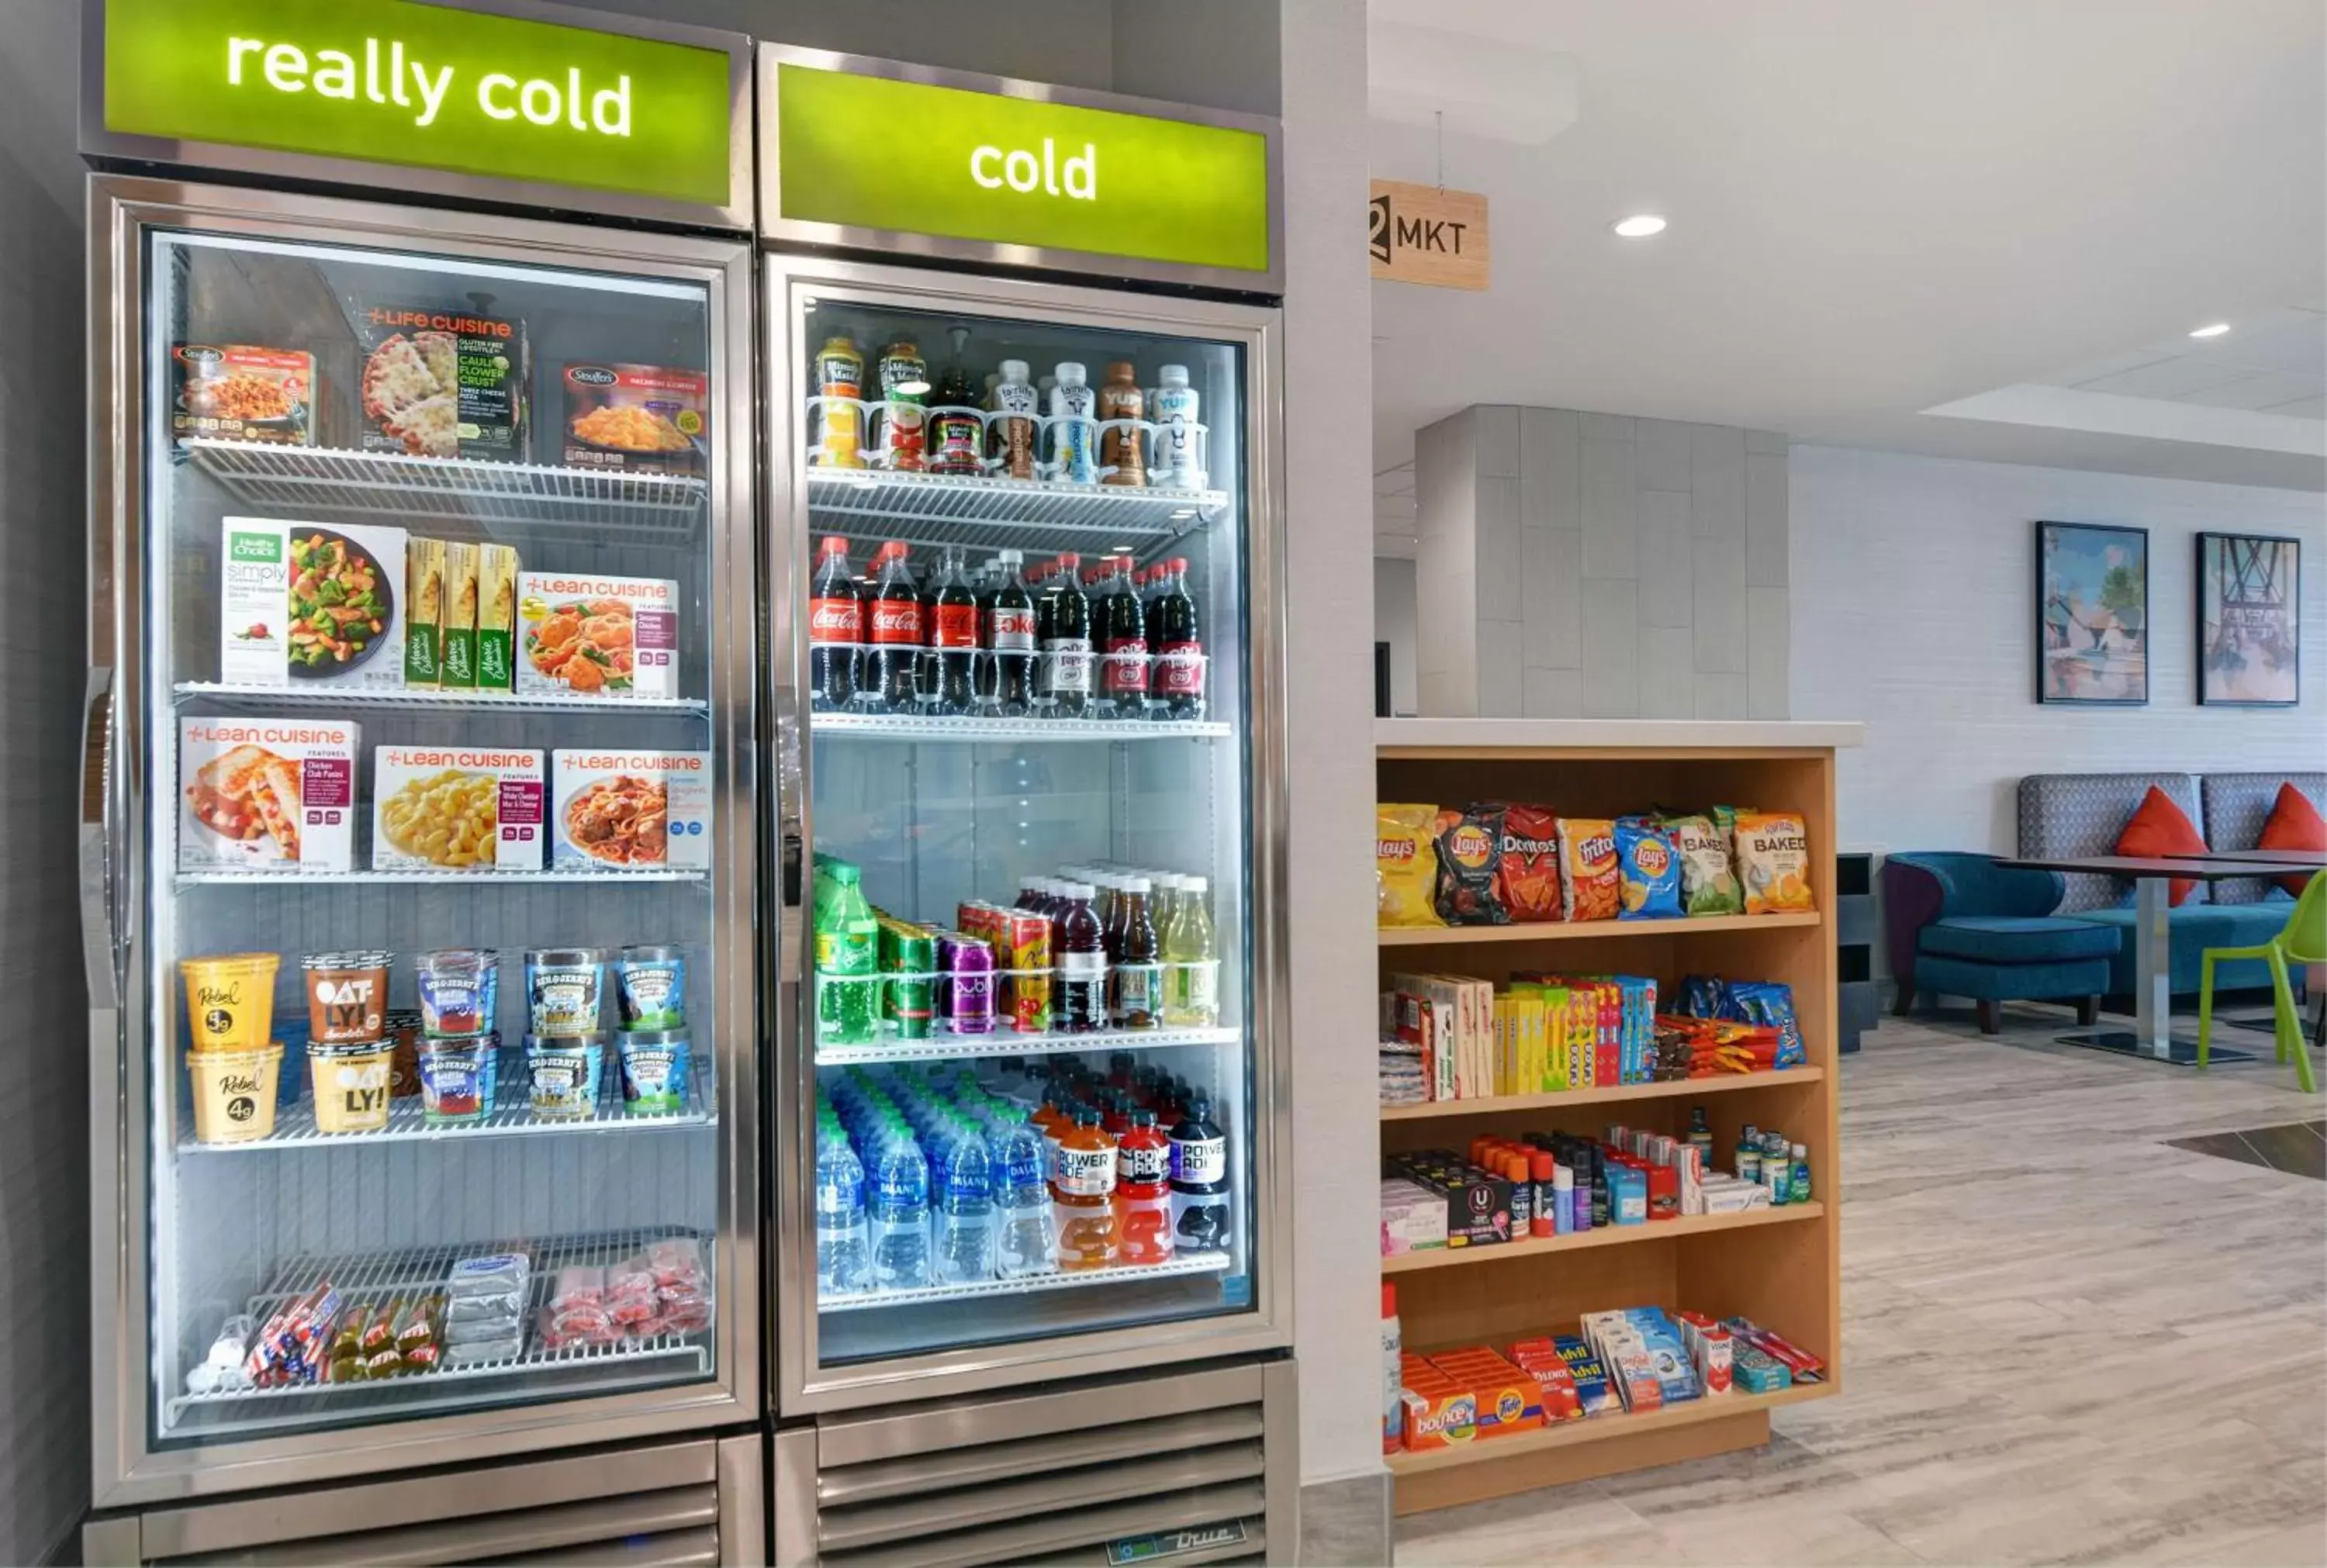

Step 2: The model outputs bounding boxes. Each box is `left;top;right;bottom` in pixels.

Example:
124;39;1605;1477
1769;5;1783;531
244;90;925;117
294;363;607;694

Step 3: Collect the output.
860;541;925;713
808;536;862;712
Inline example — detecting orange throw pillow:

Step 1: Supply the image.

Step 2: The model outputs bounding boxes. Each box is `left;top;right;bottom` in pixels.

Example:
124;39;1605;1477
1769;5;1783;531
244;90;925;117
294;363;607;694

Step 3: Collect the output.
2113;786;2207;905
2257;782;2326;898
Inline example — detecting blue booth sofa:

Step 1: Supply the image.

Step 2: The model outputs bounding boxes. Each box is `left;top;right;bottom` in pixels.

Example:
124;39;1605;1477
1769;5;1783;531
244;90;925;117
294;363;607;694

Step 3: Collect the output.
1884;852;2119;1033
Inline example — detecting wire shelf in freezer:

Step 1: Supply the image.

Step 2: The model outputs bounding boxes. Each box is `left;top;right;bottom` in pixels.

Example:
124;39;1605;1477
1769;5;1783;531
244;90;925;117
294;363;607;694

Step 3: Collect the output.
812;711;1229;743
814;1023;1240;1067
178;439;707;544
175;865;706;886
178;1073;714;1154
175;682;711;717
806;468;1226;557
817;1251;1231;1313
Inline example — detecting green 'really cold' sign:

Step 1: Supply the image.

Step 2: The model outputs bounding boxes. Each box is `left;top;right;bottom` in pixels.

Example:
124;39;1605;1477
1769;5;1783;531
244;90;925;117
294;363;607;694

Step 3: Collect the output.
771;60;1273;280
100;0;735;207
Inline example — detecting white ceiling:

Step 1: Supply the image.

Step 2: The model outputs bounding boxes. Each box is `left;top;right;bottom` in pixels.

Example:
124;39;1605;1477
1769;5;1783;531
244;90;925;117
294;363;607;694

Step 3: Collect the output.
1367;0;2327;548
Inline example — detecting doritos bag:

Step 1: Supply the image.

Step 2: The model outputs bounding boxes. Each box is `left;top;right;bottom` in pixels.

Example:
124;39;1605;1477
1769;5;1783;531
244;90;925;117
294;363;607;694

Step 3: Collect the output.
1734;812;1815;914
1496;804;1565;922
1377;803;1444;927
1432;805;1509;925
1616;817;1682;920
1555;818;1620;922
1665;814;1745;917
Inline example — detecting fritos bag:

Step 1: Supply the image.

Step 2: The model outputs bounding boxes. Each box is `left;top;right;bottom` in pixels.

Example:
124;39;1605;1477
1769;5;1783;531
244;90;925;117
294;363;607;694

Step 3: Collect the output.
1433;805;1509;925
1555;817;1620;922
1665;814;1744;917
1376;803;1444;927
1495;803;1565;922
1734;811;1814;914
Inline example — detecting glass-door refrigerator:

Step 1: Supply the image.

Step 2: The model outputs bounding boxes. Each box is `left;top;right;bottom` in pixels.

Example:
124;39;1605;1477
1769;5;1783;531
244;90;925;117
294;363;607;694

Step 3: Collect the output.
763;247;1294;1438
84;174;761;1517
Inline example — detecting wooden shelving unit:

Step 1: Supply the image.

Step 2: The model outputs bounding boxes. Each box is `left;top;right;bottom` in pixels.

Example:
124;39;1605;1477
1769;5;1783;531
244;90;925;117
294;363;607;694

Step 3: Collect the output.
1376;718;1856;1516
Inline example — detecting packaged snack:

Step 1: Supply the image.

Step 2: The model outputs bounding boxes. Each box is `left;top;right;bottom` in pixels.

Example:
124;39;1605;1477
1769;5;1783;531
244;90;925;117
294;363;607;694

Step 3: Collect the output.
606;1255;660;1328
1726;981;1808;1069
356;300;527;461
1375;803;1443;927
477;544;520;692
173;344;315;446
438;542;479;689
1735;812;1814;914
393;1293;443;1356
1615;817;1683;920
560;361;708;473
1495;804;1565;922
517;572;678;699
1665;814;1745;917
444;1335;526;1366
551;751;711;870
1554;818;1620;922
372;747;546;872
403;538;444;688
1432;805;1509;925
179;719;359;871
448;1252;530;1300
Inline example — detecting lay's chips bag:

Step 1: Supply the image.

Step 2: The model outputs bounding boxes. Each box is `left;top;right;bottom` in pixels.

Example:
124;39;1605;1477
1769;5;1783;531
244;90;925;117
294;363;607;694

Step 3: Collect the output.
1615;817;1683;920
1735;811;1815;914
1433;804;1510;925
1376;803;1444;927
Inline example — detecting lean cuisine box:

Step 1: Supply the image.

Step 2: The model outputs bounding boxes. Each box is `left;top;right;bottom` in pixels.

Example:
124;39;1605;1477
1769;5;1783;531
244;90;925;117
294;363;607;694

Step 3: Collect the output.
551;751;711;871
517;573;678;699
178;718;358;872
354;302;527;461
371;747;545;872
220;520;408;691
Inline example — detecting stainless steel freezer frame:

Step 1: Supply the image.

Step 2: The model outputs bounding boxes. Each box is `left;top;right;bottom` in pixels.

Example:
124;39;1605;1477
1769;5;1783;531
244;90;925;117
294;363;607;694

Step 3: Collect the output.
762;254;1295;1415
85;173;762;1507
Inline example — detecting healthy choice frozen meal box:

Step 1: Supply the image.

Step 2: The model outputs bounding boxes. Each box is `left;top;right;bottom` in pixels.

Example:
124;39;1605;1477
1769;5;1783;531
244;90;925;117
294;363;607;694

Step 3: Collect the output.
179;718;359;872
517;573;679;699
372;747;546;872
551;751;711;872
220;519;408;690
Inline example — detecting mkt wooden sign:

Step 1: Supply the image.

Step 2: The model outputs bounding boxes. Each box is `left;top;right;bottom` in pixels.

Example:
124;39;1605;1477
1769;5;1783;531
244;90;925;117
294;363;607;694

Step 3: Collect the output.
1369;179;1489;290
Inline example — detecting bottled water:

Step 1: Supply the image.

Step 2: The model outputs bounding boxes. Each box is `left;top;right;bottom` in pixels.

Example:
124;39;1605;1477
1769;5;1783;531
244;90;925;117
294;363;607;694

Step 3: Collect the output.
868;1133;932;1290
813;1131;870;1295
933;1122;996;1283
993;1109;1058;1276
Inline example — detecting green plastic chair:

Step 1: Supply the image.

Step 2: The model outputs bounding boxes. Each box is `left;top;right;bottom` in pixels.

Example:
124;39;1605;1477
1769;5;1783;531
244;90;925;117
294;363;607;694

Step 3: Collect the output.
2197;871;2326;1092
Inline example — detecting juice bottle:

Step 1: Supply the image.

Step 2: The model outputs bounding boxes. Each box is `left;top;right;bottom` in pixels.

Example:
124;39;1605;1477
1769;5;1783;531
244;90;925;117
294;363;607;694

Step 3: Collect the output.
1109;876;1163;1030
1115;1108;1174;1264
1058;883;1108;1033
1162;875;1219;1027
872;340;928;471
1052;1108;1119;1269
811;336;864;468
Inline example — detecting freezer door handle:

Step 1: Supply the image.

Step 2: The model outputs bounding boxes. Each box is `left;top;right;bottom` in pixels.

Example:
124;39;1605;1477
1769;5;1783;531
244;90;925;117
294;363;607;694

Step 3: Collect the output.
80;668;119;1011
783;827;803;910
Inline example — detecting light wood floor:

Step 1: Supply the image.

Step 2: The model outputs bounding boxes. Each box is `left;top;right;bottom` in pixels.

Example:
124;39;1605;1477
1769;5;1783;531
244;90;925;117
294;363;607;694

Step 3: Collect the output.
1395;1003;2327;1567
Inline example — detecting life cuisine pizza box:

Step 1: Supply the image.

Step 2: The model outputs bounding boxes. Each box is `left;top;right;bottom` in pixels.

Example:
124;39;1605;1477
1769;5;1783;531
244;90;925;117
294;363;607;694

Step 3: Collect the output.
517;573;679;699
371;747;545;872
178;718;359;872
220;519;408;690
551;751;711;871
354;302;527;461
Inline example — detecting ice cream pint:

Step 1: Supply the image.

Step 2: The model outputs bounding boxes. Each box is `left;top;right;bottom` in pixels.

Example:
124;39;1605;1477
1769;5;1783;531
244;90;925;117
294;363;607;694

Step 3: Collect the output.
189;1045;283;1144
525;1033;607;1119
308;1040;392;1133
614;946;686;1031
182;953;281;1053
415;949;497;1036
301;952;390;1044
617;1028;690;1114
525;949;607;1034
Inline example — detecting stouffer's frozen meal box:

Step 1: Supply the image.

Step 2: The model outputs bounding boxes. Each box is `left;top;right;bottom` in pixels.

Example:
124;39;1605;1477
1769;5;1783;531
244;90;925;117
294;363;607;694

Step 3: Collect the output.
179;718;359;872
220;519;408;691
551;751;711;871
558;361;708;474
171;344;316;447
372;747;545;872
517;573;679;699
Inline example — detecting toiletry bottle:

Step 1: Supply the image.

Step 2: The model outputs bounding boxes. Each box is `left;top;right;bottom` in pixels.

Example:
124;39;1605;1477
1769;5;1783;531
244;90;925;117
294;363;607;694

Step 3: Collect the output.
1789;1143;1811;1204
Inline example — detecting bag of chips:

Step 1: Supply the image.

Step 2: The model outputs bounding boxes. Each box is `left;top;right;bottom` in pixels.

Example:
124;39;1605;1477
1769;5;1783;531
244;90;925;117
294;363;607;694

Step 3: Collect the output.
1615;817;1683;920
1734;811;1815;914
1665;813;1745;917
1726;980;1807;1068
1432;804;1509;925
1376;803;1444;927
1555;817;1620;922
1495;803;1565;922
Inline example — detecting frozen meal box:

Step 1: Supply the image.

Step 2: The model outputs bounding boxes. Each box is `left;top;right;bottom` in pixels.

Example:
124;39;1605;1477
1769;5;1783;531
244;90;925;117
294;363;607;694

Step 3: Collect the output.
220;520;407;691
171;344;315;447
403;537;444;688
439;542;479;690
477;545;518;692
551;751;711;871
372;747;545;872
179;718;358;872
354;302;527;461
559;362;708;474
517;572;678;699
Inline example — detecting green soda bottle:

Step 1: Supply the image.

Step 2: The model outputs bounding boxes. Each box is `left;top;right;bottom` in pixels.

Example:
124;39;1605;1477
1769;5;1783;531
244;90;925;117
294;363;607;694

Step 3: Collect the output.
1162;874;1219;1027
815;860;881;1044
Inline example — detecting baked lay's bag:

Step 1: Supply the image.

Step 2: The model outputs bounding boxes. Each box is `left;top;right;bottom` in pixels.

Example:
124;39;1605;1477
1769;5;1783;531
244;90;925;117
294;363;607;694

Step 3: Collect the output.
1665;813;1745;917
1377;803;1444;927
1555;817;1620;922
1433;805;1509;925
1615;817;1683;920
1496;804;1565;922
1734;811;1815;914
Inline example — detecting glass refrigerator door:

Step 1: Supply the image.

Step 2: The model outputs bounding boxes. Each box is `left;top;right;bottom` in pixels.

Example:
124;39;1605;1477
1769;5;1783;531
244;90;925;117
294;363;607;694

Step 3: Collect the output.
771;261;1287;1400
130;211;755;1462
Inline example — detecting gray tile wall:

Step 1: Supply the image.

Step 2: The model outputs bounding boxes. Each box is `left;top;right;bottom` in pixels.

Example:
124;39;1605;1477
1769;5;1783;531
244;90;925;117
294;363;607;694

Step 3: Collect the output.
1414;405;1791;719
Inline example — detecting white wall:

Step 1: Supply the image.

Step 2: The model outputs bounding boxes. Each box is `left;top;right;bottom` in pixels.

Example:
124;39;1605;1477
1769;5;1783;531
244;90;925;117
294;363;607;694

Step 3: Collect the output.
1792;445;2327;862
1374;558;1417;716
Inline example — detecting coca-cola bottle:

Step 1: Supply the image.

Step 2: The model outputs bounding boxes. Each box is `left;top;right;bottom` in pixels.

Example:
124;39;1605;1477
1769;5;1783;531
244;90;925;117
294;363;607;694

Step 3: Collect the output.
1154;557;1205;720
931;546;979;715
988;549;1036;717
1098;555;1149;719
914;558;942;711
808;535;861;712
861;541;925;713
1042;553;1092;720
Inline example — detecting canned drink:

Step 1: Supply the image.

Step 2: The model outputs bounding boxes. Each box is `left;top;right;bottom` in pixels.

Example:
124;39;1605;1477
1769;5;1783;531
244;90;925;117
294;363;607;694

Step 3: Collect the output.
937;932;995;1036
880;919;936;1041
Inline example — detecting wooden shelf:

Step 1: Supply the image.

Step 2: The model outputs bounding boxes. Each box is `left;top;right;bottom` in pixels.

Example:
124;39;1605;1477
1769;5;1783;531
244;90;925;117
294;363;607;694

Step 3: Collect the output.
1385;1382;1832;1476
1382;1203;1822;1275
1377;910;1822;946
1381;1066;1822;1121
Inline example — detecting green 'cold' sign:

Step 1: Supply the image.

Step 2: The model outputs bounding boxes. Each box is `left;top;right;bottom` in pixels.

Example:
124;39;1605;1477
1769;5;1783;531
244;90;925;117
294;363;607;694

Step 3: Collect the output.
774;64;1271;277
103;0;734;205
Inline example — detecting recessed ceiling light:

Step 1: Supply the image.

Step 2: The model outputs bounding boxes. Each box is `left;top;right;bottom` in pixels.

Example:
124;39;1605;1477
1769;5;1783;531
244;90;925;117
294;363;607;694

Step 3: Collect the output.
2189;322;2232;338
1612;214;1667;238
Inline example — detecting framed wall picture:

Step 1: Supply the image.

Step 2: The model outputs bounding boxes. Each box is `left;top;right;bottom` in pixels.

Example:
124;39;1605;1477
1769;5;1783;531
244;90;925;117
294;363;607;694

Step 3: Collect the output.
2197;532;2301;706
2036;521;2149;705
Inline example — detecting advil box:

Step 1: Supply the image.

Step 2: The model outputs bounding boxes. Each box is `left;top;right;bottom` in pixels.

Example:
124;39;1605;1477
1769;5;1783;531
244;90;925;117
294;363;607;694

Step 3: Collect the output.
551;751;711;871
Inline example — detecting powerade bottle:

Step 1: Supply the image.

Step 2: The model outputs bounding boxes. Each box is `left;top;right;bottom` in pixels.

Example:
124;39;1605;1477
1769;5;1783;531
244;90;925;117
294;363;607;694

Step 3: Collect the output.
868;1130;932;1290
1169;1097;1230;1255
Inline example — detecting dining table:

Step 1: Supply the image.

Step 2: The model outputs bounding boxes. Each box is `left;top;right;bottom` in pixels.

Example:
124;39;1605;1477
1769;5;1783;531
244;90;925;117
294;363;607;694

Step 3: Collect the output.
1997;852;2324;1065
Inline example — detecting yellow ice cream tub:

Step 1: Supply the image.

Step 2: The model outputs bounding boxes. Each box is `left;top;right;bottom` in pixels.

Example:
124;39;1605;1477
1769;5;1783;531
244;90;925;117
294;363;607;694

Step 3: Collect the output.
188;1044;282;1144
181;952;280;1054
309;1040;394;1134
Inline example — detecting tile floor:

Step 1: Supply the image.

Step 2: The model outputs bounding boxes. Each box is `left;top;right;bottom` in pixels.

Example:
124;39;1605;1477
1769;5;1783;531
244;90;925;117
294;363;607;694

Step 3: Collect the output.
1394;1003;2327;1567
